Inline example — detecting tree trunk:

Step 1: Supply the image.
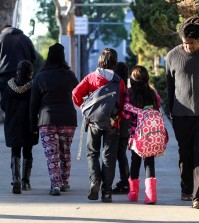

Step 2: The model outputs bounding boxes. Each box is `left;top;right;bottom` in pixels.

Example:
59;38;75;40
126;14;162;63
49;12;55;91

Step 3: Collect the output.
53;0;74;36
154;53;160;76
0;0;16;31
53;0;75;71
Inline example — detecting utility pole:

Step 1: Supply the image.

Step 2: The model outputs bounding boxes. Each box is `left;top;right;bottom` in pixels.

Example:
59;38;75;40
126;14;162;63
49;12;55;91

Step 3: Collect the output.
67;9;76;72
75;0;83;80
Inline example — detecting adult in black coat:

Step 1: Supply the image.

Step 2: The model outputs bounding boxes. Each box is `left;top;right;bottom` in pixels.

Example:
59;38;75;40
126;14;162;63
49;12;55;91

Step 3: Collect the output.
0;25;36;123
30;43;79;196
1;60;38;194
0;25;36;95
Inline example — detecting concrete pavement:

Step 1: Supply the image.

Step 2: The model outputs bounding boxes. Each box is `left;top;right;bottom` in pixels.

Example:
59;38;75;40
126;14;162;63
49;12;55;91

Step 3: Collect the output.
0;109;199;223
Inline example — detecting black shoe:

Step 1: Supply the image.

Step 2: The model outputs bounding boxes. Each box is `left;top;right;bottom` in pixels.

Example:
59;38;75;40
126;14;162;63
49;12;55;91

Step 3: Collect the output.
181;193;193;201
12;180;21;194
88;183;100;200
22;181;31;191
60;184;70;192
49;186;60;196
112;181;129;194
101;192;112;203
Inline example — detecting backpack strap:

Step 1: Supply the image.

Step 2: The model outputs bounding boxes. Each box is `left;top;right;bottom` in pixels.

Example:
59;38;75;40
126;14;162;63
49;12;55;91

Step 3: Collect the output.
124;102;156;114
124;102;141;114
82;91;117;112
82;72;120;114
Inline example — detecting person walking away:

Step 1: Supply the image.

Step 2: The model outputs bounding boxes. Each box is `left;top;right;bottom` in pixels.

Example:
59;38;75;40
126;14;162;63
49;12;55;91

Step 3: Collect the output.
30;43;79;196
112;62;130;194
166;16;199;209
123;65;161;204
72;48;126;203
1;60;38;194
0;25;36;95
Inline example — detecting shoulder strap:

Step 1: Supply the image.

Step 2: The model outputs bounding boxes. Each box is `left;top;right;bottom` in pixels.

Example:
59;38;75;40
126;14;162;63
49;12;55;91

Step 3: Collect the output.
124;102;141;114
82;72;120;112
82;91;116;112
124;102;157;114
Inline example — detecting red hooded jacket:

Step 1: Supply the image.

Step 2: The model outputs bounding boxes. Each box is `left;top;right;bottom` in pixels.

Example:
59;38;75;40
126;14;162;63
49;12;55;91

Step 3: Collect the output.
72;69;126;128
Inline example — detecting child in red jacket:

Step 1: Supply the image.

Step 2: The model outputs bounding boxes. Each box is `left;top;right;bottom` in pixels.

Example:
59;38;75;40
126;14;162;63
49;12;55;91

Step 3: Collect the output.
72;48;125;203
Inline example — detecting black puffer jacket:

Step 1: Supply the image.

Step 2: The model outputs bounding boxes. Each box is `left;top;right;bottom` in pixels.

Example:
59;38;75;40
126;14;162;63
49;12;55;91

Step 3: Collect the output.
30;64;79;132
1;78;38;147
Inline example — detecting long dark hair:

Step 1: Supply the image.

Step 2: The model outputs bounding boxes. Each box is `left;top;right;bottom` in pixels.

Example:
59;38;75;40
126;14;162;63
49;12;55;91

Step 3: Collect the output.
129;65;158;109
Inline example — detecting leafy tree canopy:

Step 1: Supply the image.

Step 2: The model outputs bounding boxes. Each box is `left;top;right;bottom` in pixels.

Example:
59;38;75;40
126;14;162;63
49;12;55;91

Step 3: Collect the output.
131;0;180;49
36;0;128;47
130;19;166;68
81;0;128;47
36;0;59;40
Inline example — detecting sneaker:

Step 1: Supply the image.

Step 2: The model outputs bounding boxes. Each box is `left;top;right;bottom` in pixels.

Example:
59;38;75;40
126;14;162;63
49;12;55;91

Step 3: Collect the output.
49;186;60;196
192;200;199;209
101;192;112;203
88;183;100;200
60;184;70;192
181;193;193;201
112;181;129;194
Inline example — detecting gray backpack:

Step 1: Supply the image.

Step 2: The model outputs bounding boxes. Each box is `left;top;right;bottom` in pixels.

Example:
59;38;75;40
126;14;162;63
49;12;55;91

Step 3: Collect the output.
81;73;121;130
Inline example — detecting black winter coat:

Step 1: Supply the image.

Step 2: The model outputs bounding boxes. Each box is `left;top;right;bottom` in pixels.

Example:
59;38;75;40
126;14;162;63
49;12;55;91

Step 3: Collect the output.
1;78;38;147
0;27;36;78
30;64;79;132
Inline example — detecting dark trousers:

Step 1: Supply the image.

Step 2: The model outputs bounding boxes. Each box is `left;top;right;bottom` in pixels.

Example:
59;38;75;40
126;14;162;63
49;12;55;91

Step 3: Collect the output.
117;138;129;183
87;125;119;193
173;116;199;201
11;146;33;160
130;150;155;179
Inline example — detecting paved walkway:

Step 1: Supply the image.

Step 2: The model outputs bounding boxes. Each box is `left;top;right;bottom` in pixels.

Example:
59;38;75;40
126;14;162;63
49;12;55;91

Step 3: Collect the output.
0;109;198;223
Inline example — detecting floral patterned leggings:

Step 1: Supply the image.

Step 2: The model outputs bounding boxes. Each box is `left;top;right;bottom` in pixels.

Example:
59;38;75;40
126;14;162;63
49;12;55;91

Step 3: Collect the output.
40;125;76;188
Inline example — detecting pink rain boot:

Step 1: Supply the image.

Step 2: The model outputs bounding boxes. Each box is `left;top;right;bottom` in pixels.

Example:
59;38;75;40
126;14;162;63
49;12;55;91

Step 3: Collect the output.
128;178;140;202
145;177;157;204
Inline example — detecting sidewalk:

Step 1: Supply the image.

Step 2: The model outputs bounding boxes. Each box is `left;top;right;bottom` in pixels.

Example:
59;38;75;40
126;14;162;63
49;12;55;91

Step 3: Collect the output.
0;109;198;223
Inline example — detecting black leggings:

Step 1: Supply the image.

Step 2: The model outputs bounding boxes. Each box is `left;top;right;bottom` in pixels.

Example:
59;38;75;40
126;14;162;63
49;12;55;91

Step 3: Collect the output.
11;146;33;160
130;150;155;179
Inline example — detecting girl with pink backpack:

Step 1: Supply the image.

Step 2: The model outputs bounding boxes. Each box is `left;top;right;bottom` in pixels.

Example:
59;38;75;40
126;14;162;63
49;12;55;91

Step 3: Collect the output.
123;65;161;204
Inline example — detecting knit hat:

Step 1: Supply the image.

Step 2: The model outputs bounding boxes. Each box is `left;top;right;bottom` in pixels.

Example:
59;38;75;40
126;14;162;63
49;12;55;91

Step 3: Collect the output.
46;43;66;64
17;60;33;78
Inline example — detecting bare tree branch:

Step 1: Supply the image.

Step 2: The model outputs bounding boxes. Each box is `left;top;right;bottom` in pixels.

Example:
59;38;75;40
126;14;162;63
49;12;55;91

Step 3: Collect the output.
53;0;75;35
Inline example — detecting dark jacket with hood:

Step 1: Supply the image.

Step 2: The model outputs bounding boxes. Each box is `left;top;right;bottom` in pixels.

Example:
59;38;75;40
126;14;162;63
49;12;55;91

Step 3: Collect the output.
30;64;79;132
1;78;38;147
0;27;36;80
